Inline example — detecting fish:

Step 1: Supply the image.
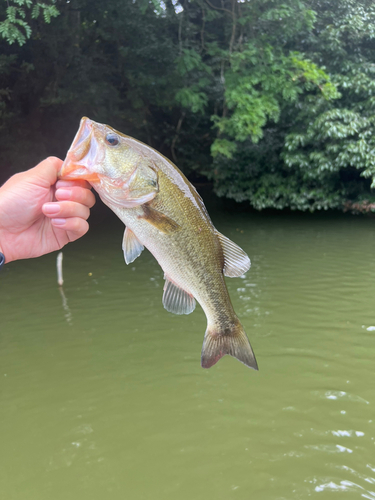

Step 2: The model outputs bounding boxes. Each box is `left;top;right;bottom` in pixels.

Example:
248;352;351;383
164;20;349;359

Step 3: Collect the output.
59;117;258;370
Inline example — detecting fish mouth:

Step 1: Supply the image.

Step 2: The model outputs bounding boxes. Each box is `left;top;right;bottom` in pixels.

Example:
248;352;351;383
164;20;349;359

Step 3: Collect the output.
59;117;101;182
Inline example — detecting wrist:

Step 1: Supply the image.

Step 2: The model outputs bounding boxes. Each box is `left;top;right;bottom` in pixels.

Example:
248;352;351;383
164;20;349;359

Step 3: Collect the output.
0;243;5;270
0;230;8;267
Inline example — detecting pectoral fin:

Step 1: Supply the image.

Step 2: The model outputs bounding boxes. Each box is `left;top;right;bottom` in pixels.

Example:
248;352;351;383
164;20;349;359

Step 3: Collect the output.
122;227;144;264
216;231;250;277
163;276;196;315
139;205;180;234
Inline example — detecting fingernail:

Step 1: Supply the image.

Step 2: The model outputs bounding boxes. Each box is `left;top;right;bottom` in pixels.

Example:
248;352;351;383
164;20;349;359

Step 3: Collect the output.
55;188;72;200
43;203;60;215
52;218;67;226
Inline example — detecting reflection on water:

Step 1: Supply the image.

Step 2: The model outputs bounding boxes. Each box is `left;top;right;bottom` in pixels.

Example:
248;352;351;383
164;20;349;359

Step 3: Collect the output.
1;198;375;500
58;287;73;326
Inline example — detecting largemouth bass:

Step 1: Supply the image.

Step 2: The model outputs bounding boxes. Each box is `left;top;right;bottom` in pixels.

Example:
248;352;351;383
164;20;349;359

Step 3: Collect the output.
60;117;258;370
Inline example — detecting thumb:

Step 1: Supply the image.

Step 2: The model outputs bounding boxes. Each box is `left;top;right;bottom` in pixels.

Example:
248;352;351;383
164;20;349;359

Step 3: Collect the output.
31;157;64;187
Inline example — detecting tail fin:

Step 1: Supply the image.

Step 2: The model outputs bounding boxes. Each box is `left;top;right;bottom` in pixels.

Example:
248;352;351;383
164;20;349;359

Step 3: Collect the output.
201;323;258;370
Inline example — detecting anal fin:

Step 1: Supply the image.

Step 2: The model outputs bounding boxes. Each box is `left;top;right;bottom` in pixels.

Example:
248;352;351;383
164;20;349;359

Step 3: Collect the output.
122;227;144;264
163;276;196;315
216;231;250;277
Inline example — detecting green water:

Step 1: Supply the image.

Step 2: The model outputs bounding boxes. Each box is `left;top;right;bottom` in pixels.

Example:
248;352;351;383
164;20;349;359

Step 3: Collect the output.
1;199;375;500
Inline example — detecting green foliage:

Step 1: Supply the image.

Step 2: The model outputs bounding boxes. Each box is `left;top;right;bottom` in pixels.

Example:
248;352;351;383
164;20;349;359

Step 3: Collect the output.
204;0;375;211
211;49;337;148
0;0;374;211
282;0;375;207
211;138;237;159
212;133;370;211
0;0;58;45
285;108;375;186
175;49;211;113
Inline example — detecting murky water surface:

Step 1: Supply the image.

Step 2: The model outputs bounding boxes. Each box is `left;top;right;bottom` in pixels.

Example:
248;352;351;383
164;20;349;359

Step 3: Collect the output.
1;196;375;499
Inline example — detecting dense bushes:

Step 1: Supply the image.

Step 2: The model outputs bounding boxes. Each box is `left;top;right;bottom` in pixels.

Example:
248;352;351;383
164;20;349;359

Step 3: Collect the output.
1;0;374;211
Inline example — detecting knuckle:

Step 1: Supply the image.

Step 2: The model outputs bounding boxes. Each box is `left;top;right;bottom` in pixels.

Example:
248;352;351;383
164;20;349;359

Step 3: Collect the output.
70;218;83;232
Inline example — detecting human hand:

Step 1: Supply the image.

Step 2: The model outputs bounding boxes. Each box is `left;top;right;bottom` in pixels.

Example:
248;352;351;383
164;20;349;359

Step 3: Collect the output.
0;157;96;263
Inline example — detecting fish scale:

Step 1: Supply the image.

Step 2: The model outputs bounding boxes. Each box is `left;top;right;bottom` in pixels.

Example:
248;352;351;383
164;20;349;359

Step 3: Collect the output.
59;117;258;370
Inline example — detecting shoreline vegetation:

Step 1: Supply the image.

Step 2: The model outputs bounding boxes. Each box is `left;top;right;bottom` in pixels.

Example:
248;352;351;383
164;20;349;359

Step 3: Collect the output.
1;0;375;214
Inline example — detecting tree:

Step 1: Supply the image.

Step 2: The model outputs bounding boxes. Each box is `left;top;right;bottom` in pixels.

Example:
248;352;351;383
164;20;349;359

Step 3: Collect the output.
283;0;375;211
175;0;345;210
0;0;374;211
0;0;59;45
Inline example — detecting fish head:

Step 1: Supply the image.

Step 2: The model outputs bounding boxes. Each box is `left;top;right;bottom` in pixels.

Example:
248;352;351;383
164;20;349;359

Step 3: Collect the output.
59;117;159;207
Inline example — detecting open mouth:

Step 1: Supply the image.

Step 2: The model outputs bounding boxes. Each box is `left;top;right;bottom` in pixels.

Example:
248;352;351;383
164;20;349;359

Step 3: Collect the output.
59;117;100;182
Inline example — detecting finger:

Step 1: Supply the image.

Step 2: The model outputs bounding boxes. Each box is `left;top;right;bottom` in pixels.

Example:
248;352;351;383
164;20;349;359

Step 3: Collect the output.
7;157;64;190
55;186;96;208
32;157;64;186
51;217;89;242
55;179;92;190
42;201;90;220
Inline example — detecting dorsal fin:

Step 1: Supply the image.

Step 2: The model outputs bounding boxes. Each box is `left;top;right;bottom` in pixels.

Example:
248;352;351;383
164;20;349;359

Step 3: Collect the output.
163;276;196;315
122;227;144;264
216;231;250;277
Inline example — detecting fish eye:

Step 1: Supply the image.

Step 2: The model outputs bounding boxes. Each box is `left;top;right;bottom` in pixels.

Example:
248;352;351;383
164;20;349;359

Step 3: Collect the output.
105;133;119;146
